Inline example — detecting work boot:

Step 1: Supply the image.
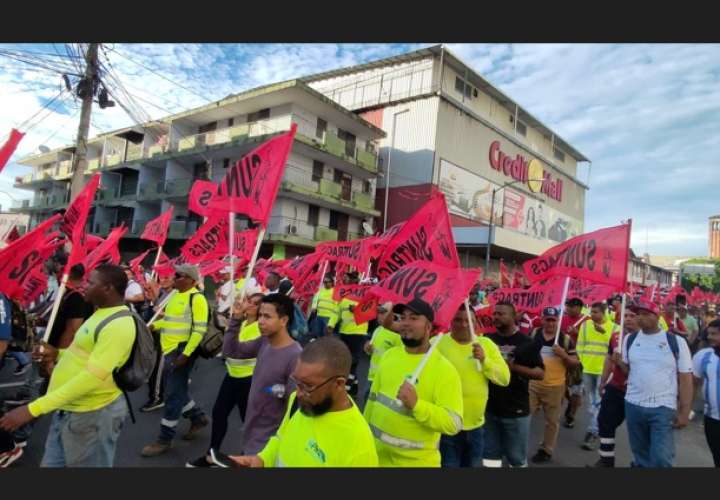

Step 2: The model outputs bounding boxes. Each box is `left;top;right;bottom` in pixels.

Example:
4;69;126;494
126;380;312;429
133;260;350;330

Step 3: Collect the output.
563;416;575;429
590;457;613;467
581;433;599;451
531;449;552;464
140;399;165;412
141;441;171;457
182;416;209;441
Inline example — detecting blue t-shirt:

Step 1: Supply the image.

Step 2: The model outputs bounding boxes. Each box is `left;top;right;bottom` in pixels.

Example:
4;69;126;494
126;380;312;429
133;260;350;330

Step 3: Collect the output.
0;294;11;342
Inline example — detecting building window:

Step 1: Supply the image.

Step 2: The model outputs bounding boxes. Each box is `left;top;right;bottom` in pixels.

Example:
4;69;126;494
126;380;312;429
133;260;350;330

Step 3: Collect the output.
198;121;217;134
228;118;234;127
363;180;371;194
223;158;230;169
247;108;270;122
329;210;339;230
454;76;472;98
315;118;327;140
553;147;565;162
509;114;528;137
312;160;324;182
308;205;319;227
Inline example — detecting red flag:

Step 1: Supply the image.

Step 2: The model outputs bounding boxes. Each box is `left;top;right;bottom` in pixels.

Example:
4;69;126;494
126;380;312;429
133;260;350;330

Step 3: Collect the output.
371;261;482;330
376;192;460;279
0;129;25;173
353;294;380;325
180;215;229;264
523;222;632;290
0;215;60;296
208;124;297;224
316;239;368;269
153;258;176;279
85;234;103;253
512;267;527;288
83;226;126;271
291;266;326;299
15;265;48;307
198;259;227;278
141;206;174;246
474;305;495;334
63;174;102;272
232;227;260;261
499;260;512;288
281;252;323;282
641;283;658;303
129;248;152;282
8;236;63;303
4;226;20;244
188;180;219;217
332;284;374;303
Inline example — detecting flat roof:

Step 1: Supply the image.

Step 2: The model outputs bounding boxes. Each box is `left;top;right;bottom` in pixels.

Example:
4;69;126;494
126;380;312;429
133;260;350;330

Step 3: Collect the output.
301;44;590;163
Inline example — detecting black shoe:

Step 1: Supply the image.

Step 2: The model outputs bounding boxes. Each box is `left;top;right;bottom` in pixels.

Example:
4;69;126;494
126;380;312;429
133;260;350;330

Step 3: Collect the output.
590;458;613;468
140;400;165;412
185;455;217;468
531;449;552;464
563;417;575;429
13;364;30;377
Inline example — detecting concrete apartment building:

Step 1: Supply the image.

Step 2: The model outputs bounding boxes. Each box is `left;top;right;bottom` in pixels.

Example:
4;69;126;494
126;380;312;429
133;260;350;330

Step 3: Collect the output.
12;80;384;260
303;44;591;273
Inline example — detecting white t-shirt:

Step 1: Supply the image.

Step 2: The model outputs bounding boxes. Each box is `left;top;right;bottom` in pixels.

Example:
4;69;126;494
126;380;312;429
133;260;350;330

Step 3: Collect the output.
217;280;234;313
124;280;144;301
692;348;720;421
622;330;693;409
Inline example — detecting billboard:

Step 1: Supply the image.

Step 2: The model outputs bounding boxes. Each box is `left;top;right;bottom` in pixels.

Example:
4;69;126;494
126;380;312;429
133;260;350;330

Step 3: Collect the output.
438;159;504;225
503;188;582;243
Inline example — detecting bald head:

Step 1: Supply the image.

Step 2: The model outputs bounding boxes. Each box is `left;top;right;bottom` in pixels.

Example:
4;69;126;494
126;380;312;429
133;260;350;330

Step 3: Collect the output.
300;336;351;377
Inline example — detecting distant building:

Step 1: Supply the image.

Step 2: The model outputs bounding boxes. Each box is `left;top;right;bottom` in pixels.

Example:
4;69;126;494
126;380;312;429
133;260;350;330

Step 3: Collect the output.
710;215;720;258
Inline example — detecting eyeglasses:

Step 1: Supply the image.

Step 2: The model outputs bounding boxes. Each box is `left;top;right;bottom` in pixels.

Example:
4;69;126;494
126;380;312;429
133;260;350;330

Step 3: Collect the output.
174;273;189;280
290;374;342;395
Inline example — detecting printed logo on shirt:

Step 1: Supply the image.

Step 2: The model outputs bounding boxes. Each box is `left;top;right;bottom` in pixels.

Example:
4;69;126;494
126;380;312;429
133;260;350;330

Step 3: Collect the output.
306;439;326;464
498;345;516;360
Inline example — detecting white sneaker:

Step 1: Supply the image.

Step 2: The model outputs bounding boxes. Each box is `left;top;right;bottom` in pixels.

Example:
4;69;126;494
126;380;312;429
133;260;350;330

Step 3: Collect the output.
689;410;696;420
0;446;23;468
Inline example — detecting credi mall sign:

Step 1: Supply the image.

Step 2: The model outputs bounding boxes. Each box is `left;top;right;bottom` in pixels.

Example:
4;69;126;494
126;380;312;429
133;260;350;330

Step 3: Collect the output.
488;140;563;202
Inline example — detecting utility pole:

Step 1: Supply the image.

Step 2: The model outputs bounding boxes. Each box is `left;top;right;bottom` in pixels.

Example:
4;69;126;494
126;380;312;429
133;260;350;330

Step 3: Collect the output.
69;43;99;200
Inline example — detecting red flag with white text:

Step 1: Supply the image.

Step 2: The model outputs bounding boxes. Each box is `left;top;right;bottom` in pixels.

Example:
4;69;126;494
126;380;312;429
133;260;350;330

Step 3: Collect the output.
141;206;174;246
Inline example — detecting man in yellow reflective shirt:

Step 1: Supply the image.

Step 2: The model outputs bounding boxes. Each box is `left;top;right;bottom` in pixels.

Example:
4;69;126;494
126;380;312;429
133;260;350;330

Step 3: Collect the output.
142;264;209;457
230;336;377;467
364;298;464;467
363;302;402;404
436;306;510;467
0;264;137;467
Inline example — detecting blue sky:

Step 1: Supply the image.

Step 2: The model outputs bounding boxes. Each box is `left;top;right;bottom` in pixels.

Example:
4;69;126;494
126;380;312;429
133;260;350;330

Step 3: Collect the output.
1;43;718;257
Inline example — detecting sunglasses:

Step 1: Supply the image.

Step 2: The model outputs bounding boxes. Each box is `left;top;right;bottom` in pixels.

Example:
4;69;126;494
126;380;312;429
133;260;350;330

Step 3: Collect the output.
174;273;190;280
290;375;343;395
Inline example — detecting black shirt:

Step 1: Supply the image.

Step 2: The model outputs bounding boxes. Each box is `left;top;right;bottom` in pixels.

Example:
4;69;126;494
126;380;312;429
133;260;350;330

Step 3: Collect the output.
47;289;94;348
486;330;544;418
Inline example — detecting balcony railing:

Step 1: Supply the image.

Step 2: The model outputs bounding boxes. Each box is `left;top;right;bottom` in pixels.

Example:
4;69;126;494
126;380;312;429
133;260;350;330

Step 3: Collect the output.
314;226;338;241
125;142;143;162
267;216;315;242
104;153;121;168
163;178;193;197
352;191;374;210
87;158;100;172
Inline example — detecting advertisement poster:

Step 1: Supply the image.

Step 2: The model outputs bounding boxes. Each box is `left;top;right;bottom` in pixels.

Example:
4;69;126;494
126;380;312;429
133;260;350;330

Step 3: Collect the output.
503;188;582;243
439;159;503;224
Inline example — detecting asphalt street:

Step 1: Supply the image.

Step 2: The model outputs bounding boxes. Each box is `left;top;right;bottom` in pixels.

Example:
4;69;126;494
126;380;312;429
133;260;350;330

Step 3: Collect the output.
6;350;715;468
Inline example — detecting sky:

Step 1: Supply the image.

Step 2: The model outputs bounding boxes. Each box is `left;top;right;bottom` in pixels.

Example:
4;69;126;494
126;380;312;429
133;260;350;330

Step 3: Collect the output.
0;43;718;257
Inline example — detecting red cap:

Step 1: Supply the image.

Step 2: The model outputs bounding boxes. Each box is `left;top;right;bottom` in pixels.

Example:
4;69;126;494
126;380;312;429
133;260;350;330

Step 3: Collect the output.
631;299;660;316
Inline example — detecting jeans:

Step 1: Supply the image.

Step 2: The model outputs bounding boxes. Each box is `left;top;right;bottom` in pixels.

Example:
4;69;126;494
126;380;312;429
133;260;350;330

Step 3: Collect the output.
704;416;720;467
147;335;165;403
482;412;530;467
159;348;206;443
440;426;485;467
624;401;675;467
597;385;626;466
309;315;330;339
7;351;30;366
209;374;252;453
582;373;601;435
529;383;565;455
41;396;128;467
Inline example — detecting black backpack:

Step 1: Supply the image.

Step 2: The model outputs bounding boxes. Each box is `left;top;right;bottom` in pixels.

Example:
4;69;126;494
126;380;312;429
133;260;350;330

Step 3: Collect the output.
94;308;159;423
189;292;225;359
9;299;32;353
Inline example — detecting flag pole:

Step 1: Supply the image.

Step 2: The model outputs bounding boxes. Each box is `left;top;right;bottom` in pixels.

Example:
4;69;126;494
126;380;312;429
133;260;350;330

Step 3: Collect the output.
150;245;163;282
618;219;632;354
229;213;235;305
41;273;68;344
147;289;177;326
239;226;266;304
554;276;571;345
465;298;483;371
409;337;440;386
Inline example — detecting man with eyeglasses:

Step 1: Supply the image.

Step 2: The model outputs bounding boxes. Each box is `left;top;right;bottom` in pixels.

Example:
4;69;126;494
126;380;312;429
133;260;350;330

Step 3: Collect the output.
230;336;377;467
141;264;209;457
363;298;463;467
309;274;338;340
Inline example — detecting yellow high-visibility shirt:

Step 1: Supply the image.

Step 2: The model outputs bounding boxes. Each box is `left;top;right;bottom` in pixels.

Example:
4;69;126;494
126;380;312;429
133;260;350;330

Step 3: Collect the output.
576;319;619;375
363;345;464;467
28;306;136;416
225;321;261;378
311;287;338;322
368;326;403;382
258;392;378;467
153;287;208;356
329;298;367;335
433;334;510;430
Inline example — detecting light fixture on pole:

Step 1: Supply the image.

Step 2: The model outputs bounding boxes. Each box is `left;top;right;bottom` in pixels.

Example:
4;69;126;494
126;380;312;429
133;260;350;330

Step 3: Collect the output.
484;178;546;276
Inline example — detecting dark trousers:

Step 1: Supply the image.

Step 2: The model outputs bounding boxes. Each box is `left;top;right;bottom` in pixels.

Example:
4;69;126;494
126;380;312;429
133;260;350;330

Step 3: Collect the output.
147;336;165;402
158;349;206;443
597;385;626;466
339;334;366;397
705;416;720;467
209;374;252;453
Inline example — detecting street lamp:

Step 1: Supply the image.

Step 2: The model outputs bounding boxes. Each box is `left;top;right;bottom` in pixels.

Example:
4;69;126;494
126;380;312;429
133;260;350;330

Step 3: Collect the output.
484;178;546;276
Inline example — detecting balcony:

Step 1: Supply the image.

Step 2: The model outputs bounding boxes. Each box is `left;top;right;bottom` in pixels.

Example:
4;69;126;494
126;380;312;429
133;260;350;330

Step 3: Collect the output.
319;178;342;198
9;199;30;212
129;220;146;237
92;221;111;236
125;143;143;162
147;144;166;157
323;132;347;158
56;161;73;180
168;221;187;239
267;216;316;247
163;178;193;198
87;158;100;172
314;226;338;241
352;191;374;211
104;153;121;168
356;148;377;170
295;131;378;175
138;181;164;201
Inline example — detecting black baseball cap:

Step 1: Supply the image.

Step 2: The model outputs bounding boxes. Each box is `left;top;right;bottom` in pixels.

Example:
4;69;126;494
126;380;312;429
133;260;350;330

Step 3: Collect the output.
393;298;435;323
542;306;560;318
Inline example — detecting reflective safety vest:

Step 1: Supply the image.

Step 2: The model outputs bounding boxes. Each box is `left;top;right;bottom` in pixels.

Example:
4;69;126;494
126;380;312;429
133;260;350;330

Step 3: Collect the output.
154;288;208;356
225;320;261;378
312;287;338;322
363;346;464;467
577;319;617;375
367;326;403;382
333;298;367;335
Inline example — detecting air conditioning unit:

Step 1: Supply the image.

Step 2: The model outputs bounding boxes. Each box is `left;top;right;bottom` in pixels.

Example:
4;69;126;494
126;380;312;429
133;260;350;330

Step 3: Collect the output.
285;224;298;235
